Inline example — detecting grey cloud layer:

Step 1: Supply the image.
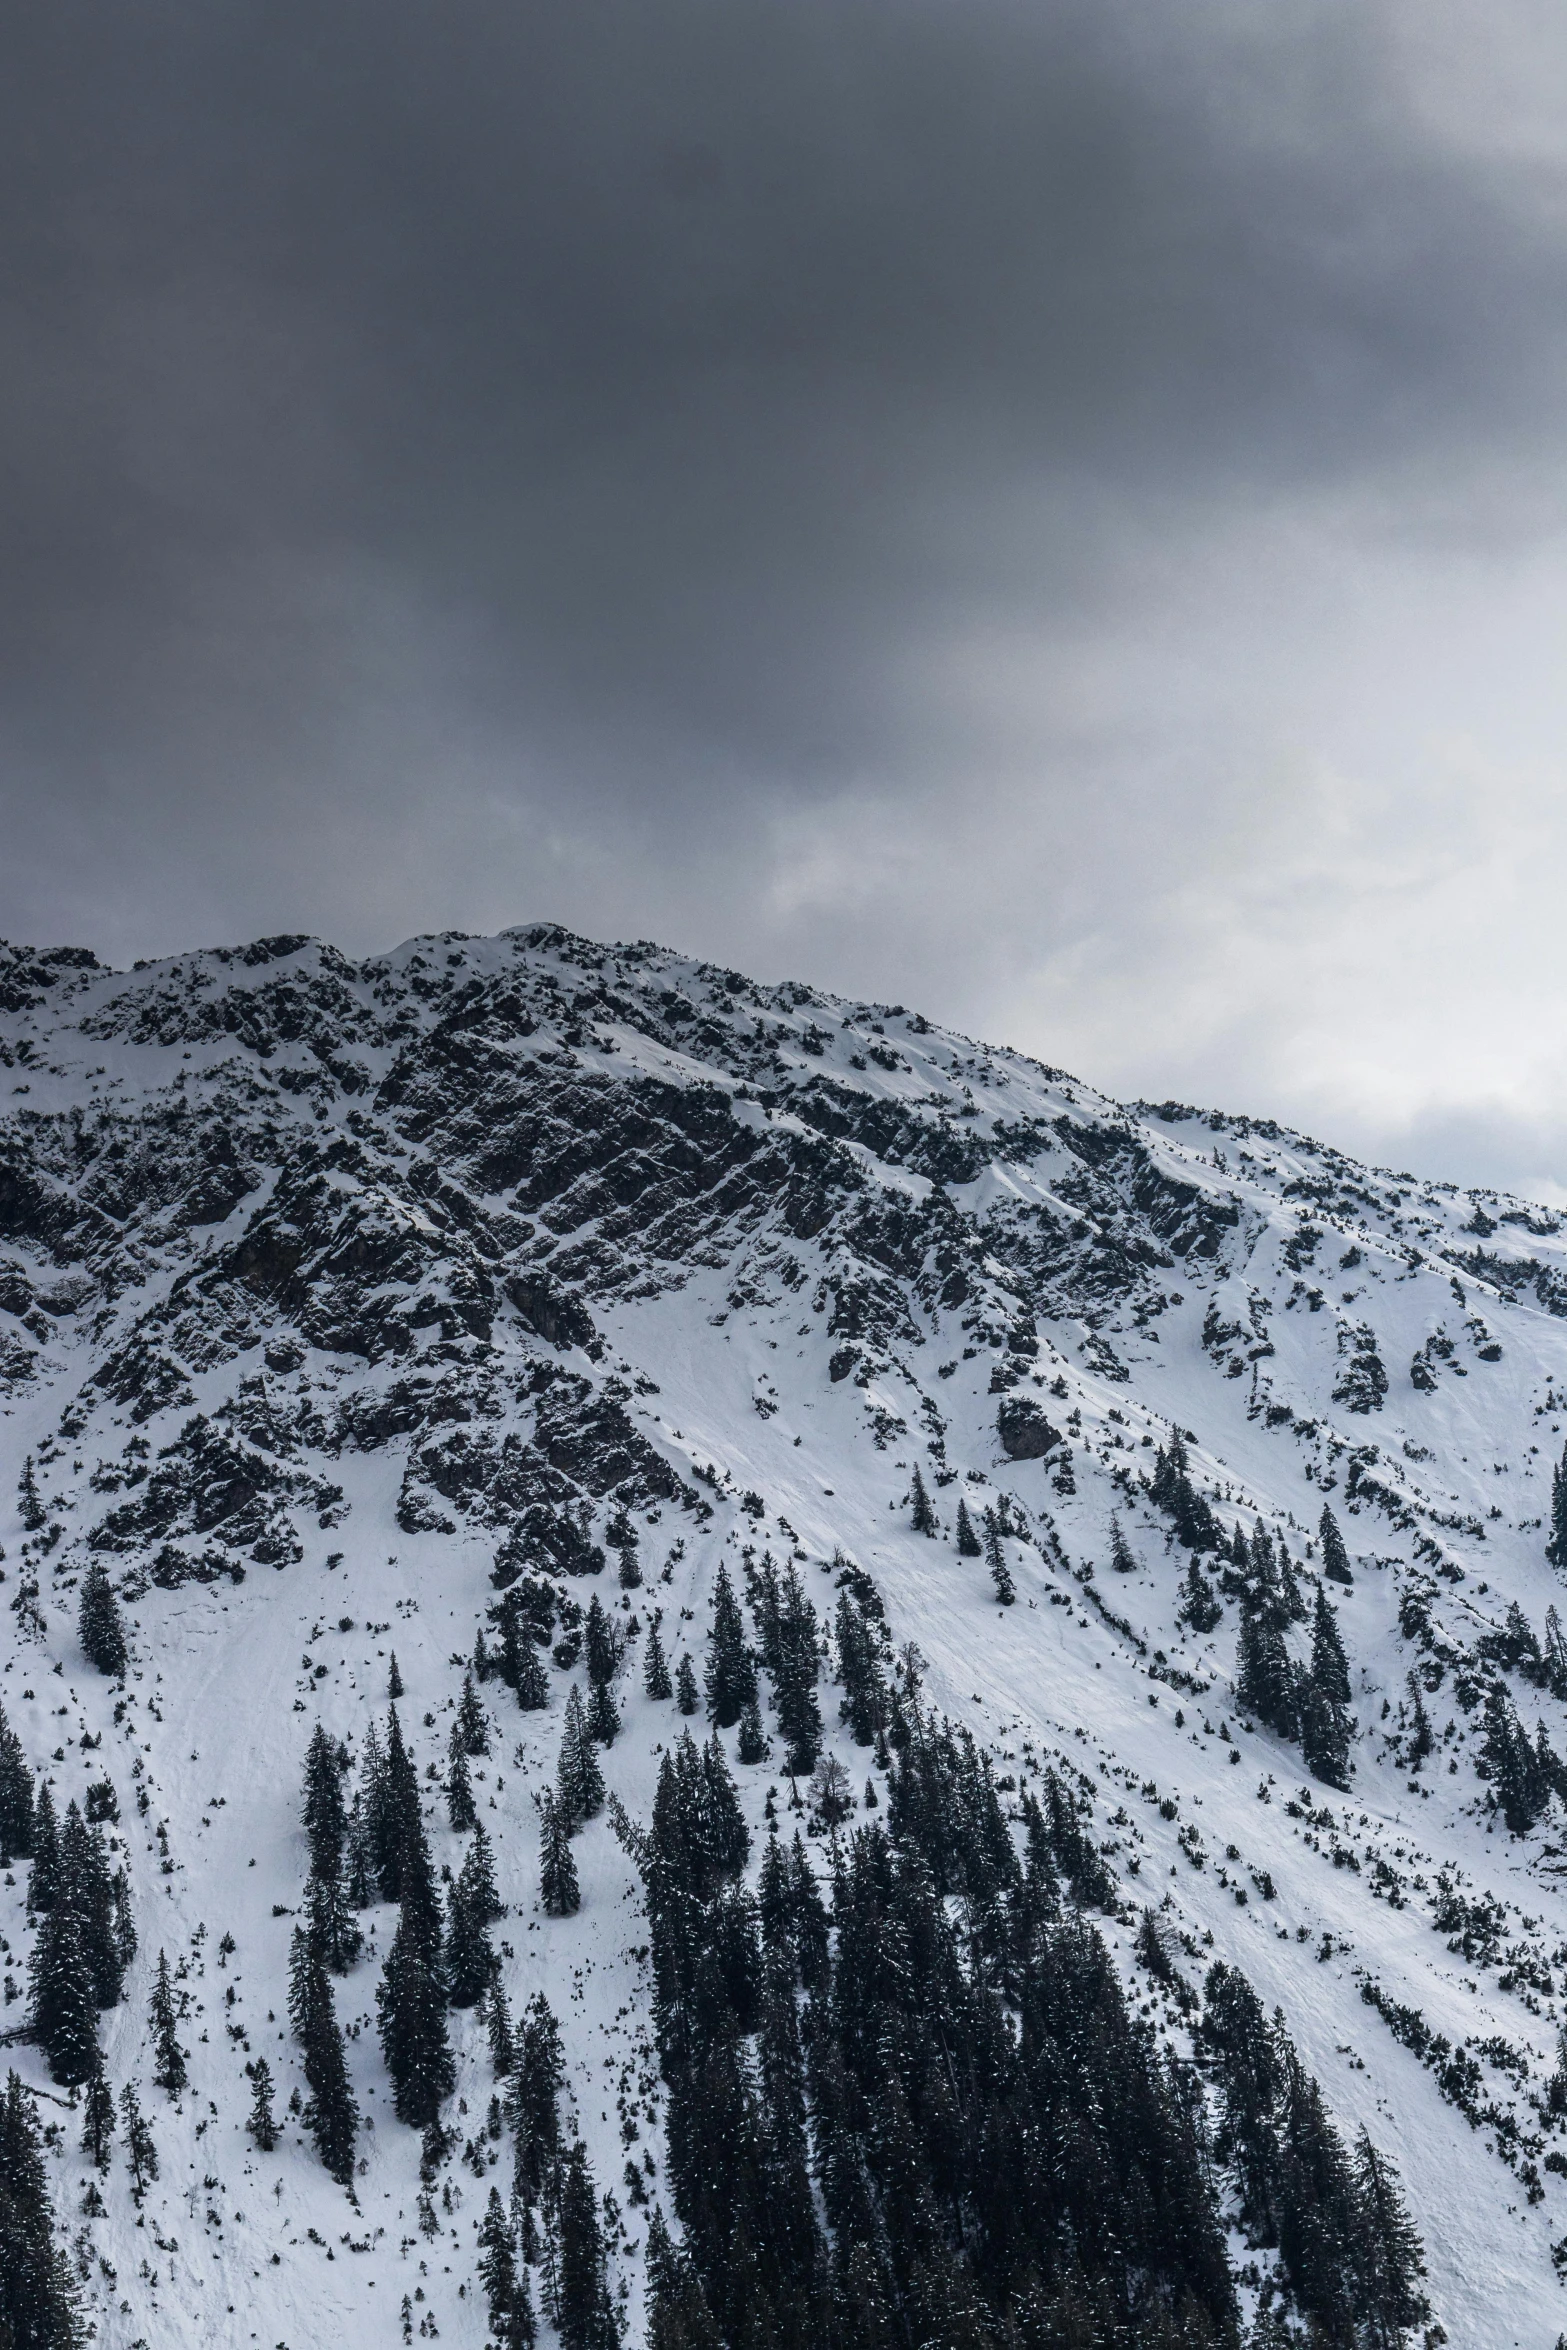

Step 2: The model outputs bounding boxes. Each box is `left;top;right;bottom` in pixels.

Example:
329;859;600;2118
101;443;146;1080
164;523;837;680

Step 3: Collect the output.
5;1;1567;1184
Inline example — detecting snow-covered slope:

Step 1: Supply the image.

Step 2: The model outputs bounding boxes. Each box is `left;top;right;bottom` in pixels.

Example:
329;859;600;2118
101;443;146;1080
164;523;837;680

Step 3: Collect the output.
4;921;1567;2345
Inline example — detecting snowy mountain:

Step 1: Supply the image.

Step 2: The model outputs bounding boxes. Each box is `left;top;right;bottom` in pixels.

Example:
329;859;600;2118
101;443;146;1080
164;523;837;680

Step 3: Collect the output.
3;920;1567;2347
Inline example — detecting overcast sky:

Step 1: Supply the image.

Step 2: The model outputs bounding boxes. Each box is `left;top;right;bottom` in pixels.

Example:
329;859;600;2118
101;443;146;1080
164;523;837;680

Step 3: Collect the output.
6;1;1567;1194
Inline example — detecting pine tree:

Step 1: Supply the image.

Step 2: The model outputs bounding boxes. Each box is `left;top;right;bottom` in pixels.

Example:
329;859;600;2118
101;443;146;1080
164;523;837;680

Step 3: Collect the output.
771;1567;823;1776
982;1510;1016;1605
1406;1672;1434;1769
29;1899;99;2087
584;1596;620;1694
17;1456;45;1532
377;1798;454;2127
644;1620;674;1700
910;1465;937;1537
1483;1685;1548;1834
0;1698;35;1864
80;2065;116;2172
835;1592;887;1745
675;1653;700;1716
1352;2130;1429;2346
1550;1442;1567;1574
302;1723;347;1879
0;2070;83;2349
1236;1605;1299;1741
28;1782;60;1913
556;2138;620;2350
456;1670;491;1755
737;1694;770;1764
388;1651;405;1699
304;1851;363;1975
370;1706;424;1902
148;1949;187;2094
514;1636;550;1710
479;2184;536;2347
955;1498;982;1558
446;1867;495;2009
557;1686;606;1825
465;1816;503;1919
540;1790;581;1917
59;1801;124;2008
704;1563;757;1728
1310;1584;1352;1710
645;2207;721;2350
587;1677;620;1748
247;2056;280;2151
290;1928;359;2179
77;1557;128;1679
447;1735;477;1832
512;1992;565;2204
1109;1517;1137;1574
1178;1555;1222;1633
488;1975;517;2076
1318;1504;1354;1586
119;2081;157;2199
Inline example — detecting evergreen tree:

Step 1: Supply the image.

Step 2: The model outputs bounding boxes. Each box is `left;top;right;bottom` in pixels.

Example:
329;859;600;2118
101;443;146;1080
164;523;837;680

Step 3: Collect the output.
675;1654;700;1716
446;1735;477;1832
369;1706;423;1902
304;1850;363;1975
0;1699;35;1865
955;1499;981;1558
1301;1585;1354;1788
479;2184;536;2347
388;1651;405;1699
1318;1504;1354;1586
58;1802;124;2008
377;1801;454;2127
119;2081;157;2199
465;1817;503;1919
148;1948;187;2094
17;1456;45;1531
770;1567;823;1776
1237;1604;1299;1741
1406;1672;1434;1769
302;1723;347;1880
247;2056;280;2151
704;1563;757;1729
982;1509;1016;1605
77;1558;128;1679
488;1975;516;2076
29;1900;98;2087
737;1694;769;1765
645;2207;721;2350
539;1790;581;1917
1483;1684;1549;1834
835;1592;887;1745
1109;1516;1137;1573
644;1619;674;1700
910;1465;937;1537
446;1867;494;2009
587;1676;620;1748
290;1927;359;2180
1353;2129;1429;2345
514;1636;550;1710
1550;1441;1567;1574
584;1596;620;1694
1178;1555;1222;1633
456;1670;491;1756
556;2138;620;2350
557;1686;605;1825
28;1783;60;1913
80;2064;116;2172
512;1992;565;2204
1309;1584;1352;1710
0;2070;83;2349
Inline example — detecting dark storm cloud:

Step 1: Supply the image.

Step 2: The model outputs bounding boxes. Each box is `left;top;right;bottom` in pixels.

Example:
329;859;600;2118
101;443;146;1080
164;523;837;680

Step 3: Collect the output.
5;1;1567;1189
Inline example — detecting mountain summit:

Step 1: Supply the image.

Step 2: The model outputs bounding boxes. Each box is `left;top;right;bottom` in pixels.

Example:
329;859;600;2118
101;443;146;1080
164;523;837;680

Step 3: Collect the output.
2;922;1563;2346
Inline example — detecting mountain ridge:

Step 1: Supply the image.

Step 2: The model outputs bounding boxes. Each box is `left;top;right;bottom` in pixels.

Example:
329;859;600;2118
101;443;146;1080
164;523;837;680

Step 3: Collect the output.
1;920;1565;2348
